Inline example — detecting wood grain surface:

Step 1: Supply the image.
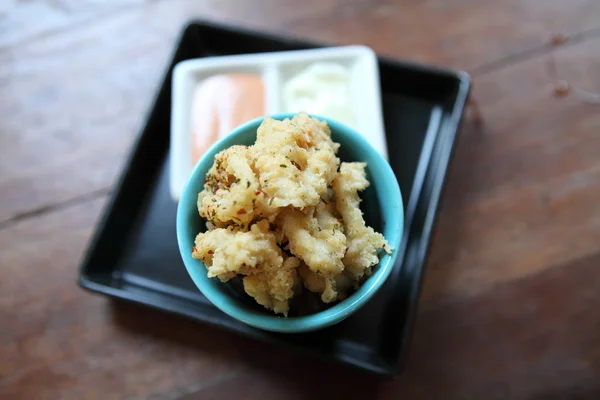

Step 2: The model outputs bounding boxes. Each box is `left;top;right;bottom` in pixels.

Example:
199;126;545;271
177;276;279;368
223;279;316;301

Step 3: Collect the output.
1;0;600;399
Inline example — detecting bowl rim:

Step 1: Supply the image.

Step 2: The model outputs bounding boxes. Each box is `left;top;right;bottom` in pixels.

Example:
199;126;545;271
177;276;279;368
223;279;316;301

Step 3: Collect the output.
176;113;404;332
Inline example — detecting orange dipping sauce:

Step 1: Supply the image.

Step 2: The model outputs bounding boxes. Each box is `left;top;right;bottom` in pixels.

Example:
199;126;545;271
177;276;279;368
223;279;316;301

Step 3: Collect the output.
190;73;265;166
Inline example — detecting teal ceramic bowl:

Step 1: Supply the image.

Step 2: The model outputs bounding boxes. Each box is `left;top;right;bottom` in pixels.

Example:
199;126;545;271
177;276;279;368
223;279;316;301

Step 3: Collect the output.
176;113;403;333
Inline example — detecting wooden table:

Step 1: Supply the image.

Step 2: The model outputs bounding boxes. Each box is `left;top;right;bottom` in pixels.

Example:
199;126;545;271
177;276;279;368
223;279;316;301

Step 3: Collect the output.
2;1;600;399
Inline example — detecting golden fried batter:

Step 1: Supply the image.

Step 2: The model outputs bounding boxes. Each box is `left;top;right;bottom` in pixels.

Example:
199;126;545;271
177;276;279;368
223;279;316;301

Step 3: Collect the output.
192;220;281;280
191;113;391;315
198;145;277;228
243;256;300;316
249;115;339;209
333;162;392;280
278;203;346;276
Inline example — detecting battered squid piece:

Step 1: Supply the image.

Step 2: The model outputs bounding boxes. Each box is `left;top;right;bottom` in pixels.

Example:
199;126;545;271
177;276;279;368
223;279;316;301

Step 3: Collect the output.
243;256;301;316
249;114;339;209
293;113;340;199
291;112;341;151
278;204;346;276
298;263;337;303
286;201;347;302
314;199;341;231
192;220;282;282
332;162;392;280
298;261;355;303
193;220;299;315
197;145;276;228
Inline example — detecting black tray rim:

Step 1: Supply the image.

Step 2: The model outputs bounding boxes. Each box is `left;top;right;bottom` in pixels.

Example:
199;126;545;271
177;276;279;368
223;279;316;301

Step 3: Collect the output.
77;19;471;377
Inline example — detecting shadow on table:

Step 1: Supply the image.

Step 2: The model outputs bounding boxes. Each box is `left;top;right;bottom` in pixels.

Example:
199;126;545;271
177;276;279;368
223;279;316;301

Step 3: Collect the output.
418;101;486;301
531;387;600;400
110;299;388;399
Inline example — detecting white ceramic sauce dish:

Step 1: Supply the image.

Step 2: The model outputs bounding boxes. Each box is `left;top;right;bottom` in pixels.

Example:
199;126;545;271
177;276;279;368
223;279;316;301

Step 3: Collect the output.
170;45;386;201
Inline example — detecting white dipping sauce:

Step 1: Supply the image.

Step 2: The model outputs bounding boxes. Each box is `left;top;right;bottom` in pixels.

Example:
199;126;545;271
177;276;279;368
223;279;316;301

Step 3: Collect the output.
282;62;355;128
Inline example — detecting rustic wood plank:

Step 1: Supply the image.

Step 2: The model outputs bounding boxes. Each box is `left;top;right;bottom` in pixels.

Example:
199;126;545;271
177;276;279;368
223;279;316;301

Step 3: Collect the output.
421;35;600;305
2;0;600;224
0;0;151;50
0;0;346;51
290;0;600;70
398;251;600;399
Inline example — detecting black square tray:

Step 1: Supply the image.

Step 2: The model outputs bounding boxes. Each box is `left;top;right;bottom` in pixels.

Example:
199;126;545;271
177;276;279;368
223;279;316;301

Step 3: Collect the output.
78;20;470;377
